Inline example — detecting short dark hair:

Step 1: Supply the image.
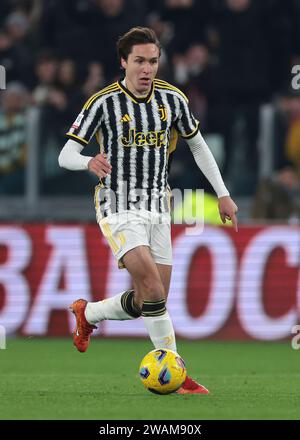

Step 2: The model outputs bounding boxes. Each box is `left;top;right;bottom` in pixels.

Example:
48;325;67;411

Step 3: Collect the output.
117;27;161;61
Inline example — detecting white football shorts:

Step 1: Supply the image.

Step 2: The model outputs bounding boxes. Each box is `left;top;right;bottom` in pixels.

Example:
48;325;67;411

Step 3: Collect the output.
98;210;172;268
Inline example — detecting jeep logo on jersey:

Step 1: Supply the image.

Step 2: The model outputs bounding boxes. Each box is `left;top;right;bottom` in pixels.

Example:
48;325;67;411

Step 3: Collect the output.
121;128;167;148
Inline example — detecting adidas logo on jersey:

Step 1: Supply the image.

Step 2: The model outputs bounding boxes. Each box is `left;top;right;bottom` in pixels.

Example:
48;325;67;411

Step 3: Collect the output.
120;114;132;123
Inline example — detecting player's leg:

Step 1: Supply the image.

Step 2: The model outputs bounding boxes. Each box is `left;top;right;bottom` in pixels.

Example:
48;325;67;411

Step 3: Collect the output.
69;213;149;352
122;246;177;352
82;212;172;326
121;245;164;308
156;263;172;300
69;285;140;353
84;287;140;324
70;213;174;352
83;261;172;327
153;229;209;394
150;218;172;302
82;215;151;325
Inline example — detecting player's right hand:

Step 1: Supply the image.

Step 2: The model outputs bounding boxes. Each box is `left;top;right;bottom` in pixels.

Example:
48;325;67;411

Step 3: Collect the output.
88;154;112;179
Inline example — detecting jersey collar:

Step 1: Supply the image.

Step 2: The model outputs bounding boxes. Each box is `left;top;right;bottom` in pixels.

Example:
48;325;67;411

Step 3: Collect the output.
117;79;154;104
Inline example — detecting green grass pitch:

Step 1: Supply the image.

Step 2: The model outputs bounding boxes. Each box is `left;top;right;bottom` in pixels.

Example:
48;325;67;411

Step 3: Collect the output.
0;338;299;420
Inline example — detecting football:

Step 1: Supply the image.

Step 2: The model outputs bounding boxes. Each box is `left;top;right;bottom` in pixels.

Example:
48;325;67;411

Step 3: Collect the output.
139;348;187;395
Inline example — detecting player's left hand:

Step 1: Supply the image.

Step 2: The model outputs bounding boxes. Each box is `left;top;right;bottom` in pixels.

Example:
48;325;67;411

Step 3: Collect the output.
218;196;238;231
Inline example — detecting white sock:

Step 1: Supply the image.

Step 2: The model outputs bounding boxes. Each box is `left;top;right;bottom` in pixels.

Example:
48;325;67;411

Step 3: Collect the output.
142;311;177;352
85;291;138;325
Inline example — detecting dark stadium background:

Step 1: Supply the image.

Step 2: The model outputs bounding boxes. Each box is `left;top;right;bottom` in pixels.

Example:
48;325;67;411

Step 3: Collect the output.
0;0;300;421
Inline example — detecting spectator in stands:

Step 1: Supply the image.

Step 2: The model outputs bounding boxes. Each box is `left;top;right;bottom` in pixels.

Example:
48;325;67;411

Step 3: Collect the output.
91;0;147;78
172;43;217;131
32;52;71;190
252;166;300;221
32;51;58;103
212;0;272;195
0;0;299;203
5;11;29;43
38;0;92;62
148;0;209;56
32;51;70;129
253;84;300;221
57;59;77;95
39;0;145;79
41;61;105;196
282;94;300;176
67;62;106;122
273;89;300;176
0;82;28;195
0;26;31;87
4;11;33;87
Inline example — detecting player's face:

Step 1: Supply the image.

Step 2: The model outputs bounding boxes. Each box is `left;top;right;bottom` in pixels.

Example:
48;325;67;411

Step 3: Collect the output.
121;43;159;96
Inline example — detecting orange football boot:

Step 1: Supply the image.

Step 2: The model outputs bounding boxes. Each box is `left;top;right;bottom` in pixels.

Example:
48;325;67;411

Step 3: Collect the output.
177;376;210;395
69;299;97;352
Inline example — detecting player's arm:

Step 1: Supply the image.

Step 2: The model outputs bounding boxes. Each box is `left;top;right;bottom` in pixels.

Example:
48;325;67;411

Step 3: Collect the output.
186;131;238;231
59;92;112;178
173;90;238;231
58;139;111;179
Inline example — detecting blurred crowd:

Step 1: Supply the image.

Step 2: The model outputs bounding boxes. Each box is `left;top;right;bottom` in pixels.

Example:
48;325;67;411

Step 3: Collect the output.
1;0;300;220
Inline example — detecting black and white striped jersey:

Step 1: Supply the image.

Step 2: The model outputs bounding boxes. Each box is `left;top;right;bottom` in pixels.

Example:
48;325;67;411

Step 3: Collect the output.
66;78;199;216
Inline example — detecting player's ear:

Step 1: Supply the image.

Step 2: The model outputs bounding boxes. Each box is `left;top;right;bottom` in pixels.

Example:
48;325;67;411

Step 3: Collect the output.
120;58;127;70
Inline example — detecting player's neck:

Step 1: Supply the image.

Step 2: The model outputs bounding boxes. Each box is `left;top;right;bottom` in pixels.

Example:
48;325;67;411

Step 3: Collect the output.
124;77;152;98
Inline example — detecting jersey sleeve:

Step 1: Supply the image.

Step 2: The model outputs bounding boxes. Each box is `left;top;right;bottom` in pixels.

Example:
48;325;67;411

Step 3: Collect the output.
66;97;103;146
174;93;199;140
